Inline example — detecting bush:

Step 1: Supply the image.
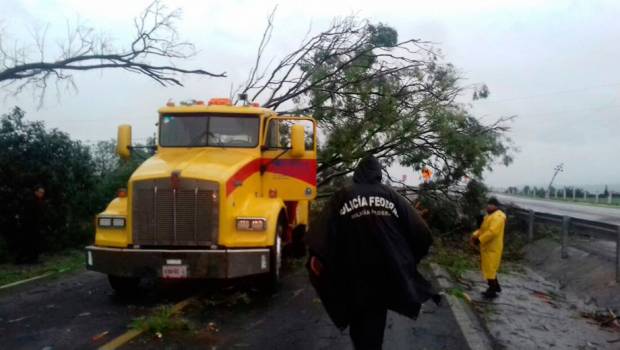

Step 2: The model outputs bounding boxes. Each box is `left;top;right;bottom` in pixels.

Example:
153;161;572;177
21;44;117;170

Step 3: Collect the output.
414;179;489;237
89;139;152;213
0;107;97;261
0;107;152;263
415;183;461;234
460;179;489;230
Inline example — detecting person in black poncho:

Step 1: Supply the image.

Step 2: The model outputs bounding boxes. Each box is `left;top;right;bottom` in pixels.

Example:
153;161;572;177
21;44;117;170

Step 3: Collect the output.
306;156;439;349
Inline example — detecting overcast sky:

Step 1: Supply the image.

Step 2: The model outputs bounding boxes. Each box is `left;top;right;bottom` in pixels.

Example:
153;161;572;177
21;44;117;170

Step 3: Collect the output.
1;0;619;189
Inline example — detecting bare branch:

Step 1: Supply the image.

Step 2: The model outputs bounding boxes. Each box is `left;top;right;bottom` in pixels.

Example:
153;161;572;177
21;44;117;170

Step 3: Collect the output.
0;0;226;106
240;14;513;189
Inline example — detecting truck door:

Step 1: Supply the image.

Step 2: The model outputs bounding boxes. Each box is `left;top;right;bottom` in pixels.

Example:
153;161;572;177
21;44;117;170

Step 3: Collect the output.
261;117;317;201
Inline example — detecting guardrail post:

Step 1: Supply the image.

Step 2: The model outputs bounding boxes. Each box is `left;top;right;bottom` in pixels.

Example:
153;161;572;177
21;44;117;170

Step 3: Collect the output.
561;216;569;259
616;226;620;282
528;210;535;241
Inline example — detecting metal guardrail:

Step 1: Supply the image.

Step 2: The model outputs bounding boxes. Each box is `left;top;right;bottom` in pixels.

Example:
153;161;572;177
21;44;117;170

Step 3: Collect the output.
510;207;620;282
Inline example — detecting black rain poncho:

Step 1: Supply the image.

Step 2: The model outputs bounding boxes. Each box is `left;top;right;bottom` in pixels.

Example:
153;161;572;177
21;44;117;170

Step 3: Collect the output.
306;156;436;329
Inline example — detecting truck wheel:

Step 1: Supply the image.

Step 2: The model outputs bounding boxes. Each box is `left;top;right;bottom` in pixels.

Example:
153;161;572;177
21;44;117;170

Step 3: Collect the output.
108;275;140;297
266;220;285;291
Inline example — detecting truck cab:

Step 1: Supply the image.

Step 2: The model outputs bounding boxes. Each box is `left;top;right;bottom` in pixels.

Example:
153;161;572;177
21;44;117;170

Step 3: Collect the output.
85;98;317;294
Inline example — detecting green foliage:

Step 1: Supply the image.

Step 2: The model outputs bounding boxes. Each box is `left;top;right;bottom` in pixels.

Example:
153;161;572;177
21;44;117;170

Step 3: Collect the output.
415;180;488;235
446;287;467;300
299;22;511;189
430;238;477;279
0;237;9;263
472;84;490;100
460;180;489;230
0;107;149;262
245;18;511;190
416;185;460;234
89;139;151;213
0;107;97;261
131;306;190;335
368;23;398;47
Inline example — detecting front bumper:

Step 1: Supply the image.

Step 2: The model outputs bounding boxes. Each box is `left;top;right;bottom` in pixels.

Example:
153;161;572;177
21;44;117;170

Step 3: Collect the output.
85;245;270;279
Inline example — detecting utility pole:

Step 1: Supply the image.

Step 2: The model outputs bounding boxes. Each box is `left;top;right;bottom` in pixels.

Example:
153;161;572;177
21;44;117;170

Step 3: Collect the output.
546;163;564;199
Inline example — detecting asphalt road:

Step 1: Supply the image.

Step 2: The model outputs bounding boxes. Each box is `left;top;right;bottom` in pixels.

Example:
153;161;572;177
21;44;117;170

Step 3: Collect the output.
125;263;465;350
0;263;466;350
496;193;620;262
495;193;620;225
0;270;198;350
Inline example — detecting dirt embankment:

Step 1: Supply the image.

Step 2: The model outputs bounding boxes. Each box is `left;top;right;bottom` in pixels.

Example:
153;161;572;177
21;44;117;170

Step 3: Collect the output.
524;238;620;311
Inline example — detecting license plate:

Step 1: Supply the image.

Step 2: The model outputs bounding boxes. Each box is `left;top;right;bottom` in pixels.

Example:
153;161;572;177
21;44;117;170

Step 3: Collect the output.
162;265;188;279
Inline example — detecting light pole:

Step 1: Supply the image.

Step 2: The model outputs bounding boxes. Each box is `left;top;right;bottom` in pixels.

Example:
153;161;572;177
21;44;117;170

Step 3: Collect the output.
546;163;564;199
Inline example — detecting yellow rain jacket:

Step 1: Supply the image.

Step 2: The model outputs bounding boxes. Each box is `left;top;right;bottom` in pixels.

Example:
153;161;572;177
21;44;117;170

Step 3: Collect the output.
472;210;506;280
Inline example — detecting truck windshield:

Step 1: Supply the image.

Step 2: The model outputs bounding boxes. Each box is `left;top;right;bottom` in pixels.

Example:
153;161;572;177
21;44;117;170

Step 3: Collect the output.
159;114;260;148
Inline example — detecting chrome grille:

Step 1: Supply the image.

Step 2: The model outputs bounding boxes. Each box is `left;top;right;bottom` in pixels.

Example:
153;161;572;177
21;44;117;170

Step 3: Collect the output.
132;178;219;246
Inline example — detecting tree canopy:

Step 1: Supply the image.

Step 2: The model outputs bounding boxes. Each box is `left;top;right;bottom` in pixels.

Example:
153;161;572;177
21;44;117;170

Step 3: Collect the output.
0;107;95;257
241;16;512;193
0;107;152;262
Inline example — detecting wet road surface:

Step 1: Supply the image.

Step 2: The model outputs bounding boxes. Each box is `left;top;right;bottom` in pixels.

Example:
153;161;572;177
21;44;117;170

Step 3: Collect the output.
124;264;465;350
0;270;197;349
0;263;466;349
496;193;620;225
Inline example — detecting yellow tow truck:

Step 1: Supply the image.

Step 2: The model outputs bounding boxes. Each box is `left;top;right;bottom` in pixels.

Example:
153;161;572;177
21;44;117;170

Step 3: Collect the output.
85;98;317;294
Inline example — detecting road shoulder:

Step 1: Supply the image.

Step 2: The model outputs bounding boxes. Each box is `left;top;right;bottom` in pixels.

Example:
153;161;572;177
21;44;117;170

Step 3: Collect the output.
429;263;494;350
455;262;620;349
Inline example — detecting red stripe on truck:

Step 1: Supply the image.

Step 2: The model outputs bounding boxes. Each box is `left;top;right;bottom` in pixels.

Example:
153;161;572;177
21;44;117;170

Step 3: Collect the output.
226;158;317;196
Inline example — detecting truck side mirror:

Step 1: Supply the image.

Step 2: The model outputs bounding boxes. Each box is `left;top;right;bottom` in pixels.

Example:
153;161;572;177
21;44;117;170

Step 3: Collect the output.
116;124;132;161
290;124;305;158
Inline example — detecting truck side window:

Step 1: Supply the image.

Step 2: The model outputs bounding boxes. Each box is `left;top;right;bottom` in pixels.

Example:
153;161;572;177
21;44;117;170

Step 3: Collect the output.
266;119;314;150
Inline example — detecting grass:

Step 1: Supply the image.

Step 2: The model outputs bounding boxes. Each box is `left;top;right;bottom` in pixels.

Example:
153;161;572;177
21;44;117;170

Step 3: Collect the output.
428;220;534;279
429;237;478;279
131;306;190;336
0;249;85;287
446;286;467;300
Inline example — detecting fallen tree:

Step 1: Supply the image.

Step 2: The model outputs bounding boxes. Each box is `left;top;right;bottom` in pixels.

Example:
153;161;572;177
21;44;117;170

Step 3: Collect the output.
239;14;513;195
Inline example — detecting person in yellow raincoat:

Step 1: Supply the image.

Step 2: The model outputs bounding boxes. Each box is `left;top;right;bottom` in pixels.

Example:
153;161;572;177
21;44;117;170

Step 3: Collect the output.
470;197;506;299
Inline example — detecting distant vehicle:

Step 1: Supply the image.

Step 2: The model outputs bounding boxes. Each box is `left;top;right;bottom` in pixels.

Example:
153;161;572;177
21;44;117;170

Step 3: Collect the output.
85;98;317;294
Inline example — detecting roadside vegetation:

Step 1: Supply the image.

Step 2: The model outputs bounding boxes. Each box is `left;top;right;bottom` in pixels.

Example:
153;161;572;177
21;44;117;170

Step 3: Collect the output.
423;180;533;280
131;306;191;336
0;249;84;287
0;107;152;264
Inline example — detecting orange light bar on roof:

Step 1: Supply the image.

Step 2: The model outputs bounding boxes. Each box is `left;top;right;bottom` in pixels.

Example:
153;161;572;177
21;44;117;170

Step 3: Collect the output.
250;102;260;107
208;98;232;106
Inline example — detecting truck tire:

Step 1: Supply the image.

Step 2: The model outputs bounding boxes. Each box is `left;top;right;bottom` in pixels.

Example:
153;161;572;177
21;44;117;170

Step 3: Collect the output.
108;275;141;297
265;219;285;292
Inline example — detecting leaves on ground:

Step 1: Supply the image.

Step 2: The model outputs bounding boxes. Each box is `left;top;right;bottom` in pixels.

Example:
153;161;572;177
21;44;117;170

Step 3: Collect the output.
131;306;190;336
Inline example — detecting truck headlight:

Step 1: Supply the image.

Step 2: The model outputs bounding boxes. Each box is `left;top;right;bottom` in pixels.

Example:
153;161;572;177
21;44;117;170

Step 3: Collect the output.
98;216;126;228
112;218;126;227
236;217;267;231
